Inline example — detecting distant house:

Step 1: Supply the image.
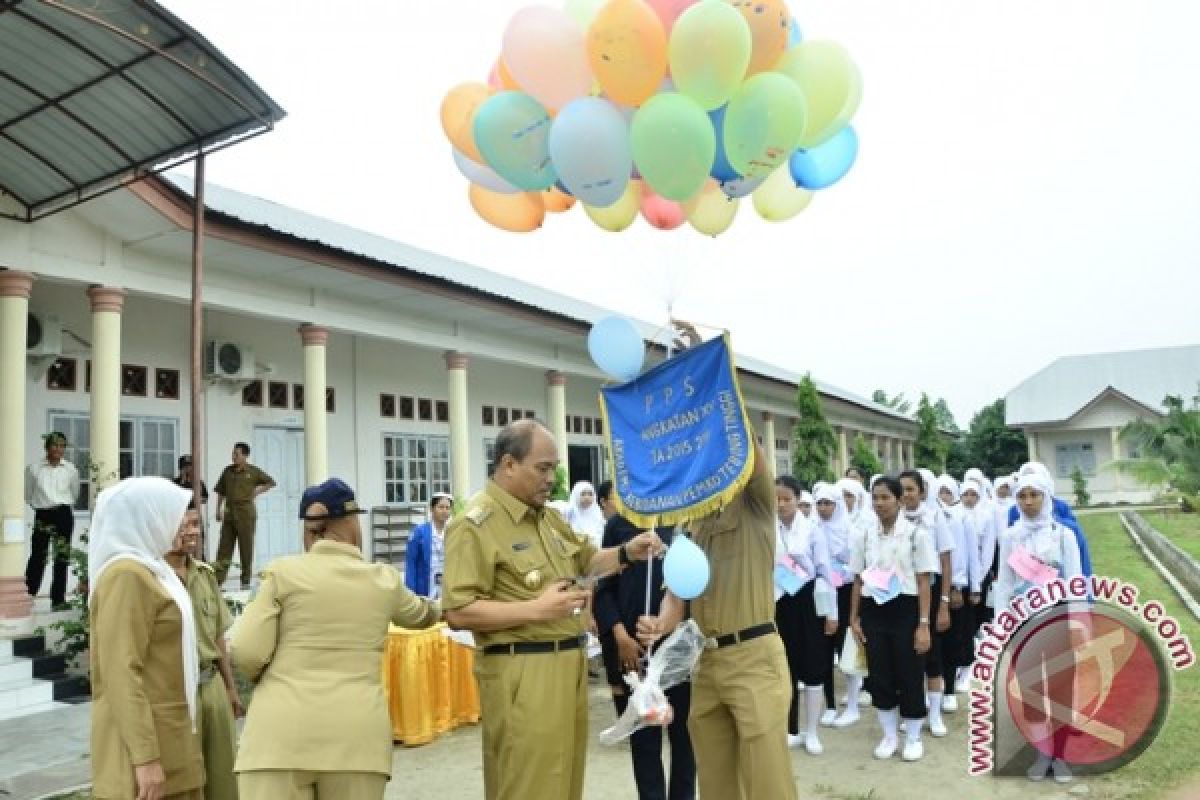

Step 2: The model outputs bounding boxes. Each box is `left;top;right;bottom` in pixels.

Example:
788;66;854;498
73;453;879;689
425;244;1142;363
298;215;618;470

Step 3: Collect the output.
1005;345;1200;504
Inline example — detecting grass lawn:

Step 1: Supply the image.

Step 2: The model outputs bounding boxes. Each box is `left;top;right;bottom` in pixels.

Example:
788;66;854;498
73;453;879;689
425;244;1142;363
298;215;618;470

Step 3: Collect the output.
1085;513;1200;799
1140;510;1200;563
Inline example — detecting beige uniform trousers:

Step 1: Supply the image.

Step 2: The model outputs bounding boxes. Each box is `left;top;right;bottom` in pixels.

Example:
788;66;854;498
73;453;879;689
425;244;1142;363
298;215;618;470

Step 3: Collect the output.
238;770;388;800
688;634;798;800
196;677;238;800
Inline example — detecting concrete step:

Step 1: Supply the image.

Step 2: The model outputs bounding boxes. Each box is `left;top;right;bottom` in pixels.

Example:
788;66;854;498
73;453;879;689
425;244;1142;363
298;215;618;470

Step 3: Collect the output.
0;680;53;712
13;634;45;658
0;638;12;664
31;651;66;679
41;671;90;702
0;699;66;722
0;658;32;690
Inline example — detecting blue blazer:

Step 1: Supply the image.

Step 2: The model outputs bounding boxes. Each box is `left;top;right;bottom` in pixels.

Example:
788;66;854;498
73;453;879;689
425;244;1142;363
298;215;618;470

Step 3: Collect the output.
1007;497;1093;576
404;521;433;597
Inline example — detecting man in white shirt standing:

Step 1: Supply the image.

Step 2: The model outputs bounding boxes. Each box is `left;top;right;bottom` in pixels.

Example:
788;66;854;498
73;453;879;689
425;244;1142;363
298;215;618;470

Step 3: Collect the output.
25;432;80;609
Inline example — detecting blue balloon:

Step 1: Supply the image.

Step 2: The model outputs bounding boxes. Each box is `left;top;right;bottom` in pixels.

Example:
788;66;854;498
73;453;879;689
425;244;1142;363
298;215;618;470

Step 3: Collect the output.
663;536;709;600
549;97;632;208
588;316;644;382
788;17;802;47
473;91;557;191
708;105;740;183
789;125;859;190
719;174;765;199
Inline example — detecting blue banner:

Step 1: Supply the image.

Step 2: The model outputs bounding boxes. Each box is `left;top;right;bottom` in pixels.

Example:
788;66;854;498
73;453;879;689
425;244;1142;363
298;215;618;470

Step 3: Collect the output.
599;334;755;527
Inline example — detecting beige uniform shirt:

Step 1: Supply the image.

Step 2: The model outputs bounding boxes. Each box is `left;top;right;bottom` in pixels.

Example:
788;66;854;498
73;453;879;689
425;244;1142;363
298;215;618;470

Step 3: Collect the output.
687;464;776;638
214;464;274;509
442;481;599;649
185;559;232;665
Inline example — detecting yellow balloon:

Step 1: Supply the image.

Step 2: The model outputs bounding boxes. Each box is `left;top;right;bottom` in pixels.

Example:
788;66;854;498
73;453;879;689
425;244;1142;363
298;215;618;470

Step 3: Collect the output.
584;180;643;232
774;40;862;148
543;186;577;212
588;0;669;107
752;166;812;222
469;184;546;232
686;185;739;236
440;83;490;164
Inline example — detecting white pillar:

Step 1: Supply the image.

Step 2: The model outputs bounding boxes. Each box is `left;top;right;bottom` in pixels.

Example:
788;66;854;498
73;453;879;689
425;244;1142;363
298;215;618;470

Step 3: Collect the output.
762;412;777;478
299;324;329;485
1027;430;1038;463
836;427;849;476
1111;426;1122;494
0;271;34;632
546;371;569;482
890;437;901;473
88;286;125;497
445;351;471;498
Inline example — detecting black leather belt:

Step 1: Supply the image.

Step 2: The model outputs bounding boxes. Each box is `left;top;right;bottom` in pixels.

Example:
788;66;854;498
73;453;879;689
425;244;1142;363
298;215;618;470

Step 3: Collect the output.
705;622;777;650
483;635;587;656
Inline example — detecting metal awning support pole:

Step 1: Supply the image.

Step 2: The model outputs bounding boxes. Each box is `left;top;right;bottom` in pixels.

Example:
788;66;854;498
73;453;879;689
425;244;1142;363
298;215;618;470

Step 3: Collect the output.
191;154;207;556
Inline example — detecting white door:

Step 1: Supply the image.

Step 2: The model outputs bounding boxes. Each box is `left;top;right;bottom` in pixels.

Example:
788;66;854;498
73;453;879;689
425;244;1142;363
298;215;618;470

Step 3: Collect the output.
252;427;306;573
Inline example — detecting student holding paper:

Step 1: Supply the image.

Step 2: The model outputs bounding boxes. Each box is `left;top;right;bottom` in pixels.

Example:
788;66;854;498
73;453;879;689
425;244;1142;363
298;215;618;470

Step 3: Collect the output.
814;484;863;728
848;476;938;763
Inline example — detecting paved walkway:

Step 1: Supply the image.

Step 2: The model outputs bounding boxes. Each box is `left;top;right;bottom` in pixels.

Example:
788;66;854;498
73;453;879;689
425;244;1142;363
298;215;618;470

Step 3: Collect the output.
0;703;91;800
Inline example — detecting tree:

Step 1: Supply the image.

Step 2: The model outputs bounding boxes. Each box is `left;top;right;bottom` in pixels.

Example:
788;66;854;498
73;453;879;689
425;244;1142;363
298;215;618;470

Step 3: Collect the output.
850;433;884;478
1071;466;1091;508
932;397;960;433
1113;389;1200;510
792;373;836;487
872;389;912;415
961;399;1028;477
914;393;948;472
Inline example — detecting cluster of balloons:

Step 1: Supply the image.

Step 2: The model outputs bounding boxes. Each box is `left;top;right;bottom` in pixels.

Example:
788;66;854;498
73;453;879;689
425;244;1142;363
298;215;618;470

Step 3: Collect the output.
441;0;862;236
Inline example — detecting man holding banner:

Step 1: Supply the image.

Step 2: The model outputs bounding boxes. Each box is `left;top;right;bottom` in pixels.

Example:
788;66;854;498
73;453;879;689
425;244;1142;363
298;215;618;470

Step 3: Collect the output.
601;324;797;800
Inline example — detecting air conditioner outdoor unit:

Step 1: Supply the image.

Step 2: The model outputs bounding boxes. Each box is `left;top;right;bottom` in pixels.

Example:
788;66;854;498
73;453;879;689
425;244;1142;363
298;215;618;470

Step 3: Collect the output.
204;340;256;380
26;312;62;357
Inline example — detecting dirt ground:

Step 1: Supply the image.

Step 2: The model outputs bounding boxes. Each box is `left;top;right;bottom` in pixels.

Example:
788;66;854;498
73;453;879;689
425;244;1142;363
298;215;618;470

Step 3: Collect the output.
381;676;1136;800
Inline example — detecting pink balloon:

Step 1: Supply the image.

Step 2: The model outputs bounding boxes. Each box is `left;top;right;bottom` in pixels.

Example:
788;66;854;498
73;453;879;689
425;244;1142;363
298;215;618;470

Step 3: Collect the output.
502;6;593;111
487;61;502;90
641;191;686;230
647;0;698;33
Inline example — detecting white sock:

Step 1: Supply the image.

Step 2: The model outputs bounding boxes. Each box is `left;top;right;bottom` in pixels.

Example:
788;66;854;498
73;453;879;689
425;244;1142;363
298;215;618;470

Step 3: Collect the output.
877;708;899;739
905;718;923;743
845;675;863;713
805;687;825;737
927;691;944;727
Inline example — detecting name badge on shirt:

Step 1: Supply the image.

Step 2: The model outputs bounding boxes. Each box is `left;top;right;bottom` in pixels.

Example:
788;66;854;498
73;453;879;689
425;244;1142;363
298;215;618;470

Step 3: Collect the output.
511;542;532;552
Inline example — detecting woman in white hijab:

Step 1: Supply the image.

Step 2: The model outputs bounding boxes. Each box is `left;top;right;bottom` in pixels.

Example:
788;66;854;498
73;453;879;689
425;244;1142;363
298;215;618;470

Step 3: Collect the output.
934;475;981;703
565;480;606;549
814;484;864;729
837;477;875;535
89;477;205;800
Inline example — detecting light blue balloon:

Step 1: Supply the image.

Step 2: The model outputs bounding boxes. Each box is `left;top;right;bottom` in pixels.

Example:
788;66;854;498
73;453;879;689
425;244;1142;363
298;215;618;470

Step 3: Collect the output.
588;316;644;382
789;125;858;190
663;536;709;600
473;91;557;191
788;17;802;47
719;174;765;198
549;98;632;208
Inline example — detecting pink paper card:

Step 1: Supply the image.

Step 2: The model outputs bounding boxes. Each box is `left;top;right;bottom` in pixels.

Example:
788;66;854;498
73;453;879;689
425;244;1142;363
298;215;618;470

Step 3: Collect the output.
1007;544;1058;585
862;566;896;590
777;554;811;583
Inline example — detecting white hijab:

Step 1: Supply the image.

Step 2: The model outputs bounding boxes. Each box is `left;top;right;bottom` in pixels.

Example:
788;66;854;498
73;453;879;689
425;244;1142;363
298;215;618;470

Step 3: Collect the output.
836;478;873;526
566;481;606;546
1013;471;1056;533
814;484;850;536
798;490;815;521
89;477;199;729
963;468;994;500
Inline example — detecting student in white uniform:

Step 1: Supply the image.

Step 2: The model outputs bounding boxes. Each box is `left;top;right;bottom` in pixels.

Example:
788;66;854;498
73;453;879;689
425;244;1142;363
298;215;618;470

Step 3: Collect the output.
815;484;864;728
934;475;981;702
848;476;938;762
798;490;815;522
565;480;606;549
775;476;837;755
838;478;876;538
899;470;955;736
994;471;1083;784
960;478;998;638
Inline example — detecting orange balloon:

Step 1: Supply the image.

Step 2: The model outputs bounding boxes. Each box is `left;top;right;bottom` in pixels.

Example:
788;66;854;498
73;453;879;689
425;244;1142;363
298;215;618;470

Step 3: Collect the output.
440;82;489;163
542;186;576;213
498;57;522;90
587;0;669;107
727;0;789;74
469;184;546;232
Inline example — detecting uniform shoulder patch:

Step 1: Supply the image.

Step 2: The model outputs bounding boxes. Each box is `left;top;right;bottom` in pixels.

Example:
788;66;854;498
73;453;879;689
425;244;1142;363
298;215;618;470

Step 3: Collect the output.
465;504;493;525
194;560;215;573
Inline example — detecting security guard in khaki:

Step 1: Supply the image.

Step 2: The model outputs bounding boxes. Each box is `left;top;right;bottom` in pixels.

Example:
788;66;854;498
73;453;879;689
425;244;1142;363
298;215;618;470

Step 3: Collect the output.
641;445;798;800
443;420;662;800
213;443;275;586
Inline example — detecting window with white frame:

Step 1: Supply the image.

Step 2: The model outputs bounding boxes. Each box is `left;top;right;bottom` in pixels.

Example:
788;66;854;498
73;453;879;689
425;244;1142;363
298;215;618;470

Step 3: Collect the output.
1055;441;1097;478
383;434;452;504
48;412;179;511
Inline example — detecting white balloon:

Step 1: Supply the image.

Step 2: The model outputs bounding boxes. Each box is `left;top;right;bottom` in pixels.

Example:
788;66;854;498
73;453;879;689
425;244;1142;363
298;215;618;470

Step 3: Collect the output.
452;148;520;194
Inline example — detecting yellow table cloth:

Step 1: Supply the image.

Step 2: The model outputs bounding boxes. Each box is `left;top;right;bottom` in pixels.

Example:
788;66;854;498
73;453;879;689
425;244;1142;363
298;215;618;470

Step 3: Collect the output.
383;624;481;746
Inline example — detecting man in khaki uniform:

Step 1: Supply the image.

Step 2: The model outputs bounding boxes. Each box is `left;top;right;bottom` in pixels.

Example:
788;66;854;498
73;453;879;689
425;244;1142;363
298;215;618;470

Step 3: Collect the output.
443;419;663;800
166;519;242;799
233;478;441;799
213;442;275;587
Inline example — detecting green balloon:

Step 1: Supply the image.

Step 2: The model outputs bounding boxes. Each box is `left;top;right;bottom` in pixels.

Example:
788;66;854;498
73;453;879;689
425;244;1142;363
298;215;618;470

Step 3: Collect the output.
668;1;752;110
724;73;808;179
630;93;716;202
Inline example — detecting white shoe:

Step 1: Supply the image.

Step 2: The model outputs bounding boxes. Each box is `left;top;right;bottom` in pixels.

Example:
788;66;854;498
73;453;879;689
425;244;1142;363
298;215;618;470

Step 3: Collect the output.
902;739;924;762
805;734;824;755
1051;759;1073;784
955;675;970;693
833;709;861;728
942;695;958;713
820;709;838;727
787;733;804;749
874;736;898;759
1027;753;1052;782
930;718;948;738
797;680;806;689
859;690;872;705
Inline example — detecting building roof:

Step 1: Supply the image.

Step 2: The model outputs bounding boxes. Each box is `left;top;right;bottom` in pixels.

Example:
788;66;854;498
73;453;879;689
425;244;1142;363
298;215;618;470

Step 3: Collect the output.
1006;344;1200;426
160;174;911;424
0;0;283;221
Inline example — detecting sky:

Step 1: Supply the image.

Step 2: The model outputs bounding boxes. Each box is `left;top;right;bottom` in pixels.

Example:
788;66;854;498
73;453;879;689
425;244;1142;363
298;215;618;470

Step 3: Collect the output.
160;0;1200;424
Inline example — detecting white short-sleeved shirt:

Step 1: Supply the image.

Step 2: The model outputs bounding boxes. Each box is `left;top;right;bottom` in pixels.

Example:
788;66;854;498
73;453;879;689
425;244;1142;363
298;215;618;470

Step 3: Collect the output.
850;514;939;596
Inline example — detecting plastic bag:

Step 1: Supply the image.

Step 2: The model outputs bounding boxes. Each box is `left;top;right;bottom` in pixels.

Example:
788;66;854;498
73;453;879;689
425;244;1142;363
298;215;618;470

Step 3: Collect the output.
813;577;836;618
839;628;869;677
599;619;706;745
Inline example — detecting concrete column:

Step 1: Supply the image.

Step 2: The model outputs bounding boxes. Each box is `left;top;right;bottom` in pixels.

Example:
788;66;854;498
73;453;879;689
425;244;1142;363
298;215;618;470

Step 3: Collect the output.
445;352;471;498
0;271;34;632
762;412;777;478
1111;426;1122;493
299;325;329;485
88;286;125;498
890;438;901;473
905;440;914;470
546;371;569;482
837;427;849;476
1027;430;1038;463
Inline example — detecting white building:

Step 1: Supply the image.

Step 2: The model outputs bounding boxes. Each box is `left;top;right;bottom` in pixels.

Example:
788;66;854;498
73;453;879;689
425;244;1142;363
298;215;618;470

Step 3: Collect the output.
4;175;916;586
1005;344;1200;503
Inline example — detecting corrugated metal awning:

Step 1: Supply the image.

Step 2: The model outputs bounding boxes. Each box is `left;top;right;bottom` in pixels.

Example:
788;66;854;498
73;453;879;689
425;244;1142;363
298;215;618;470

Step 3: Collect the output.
0;0;284;221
